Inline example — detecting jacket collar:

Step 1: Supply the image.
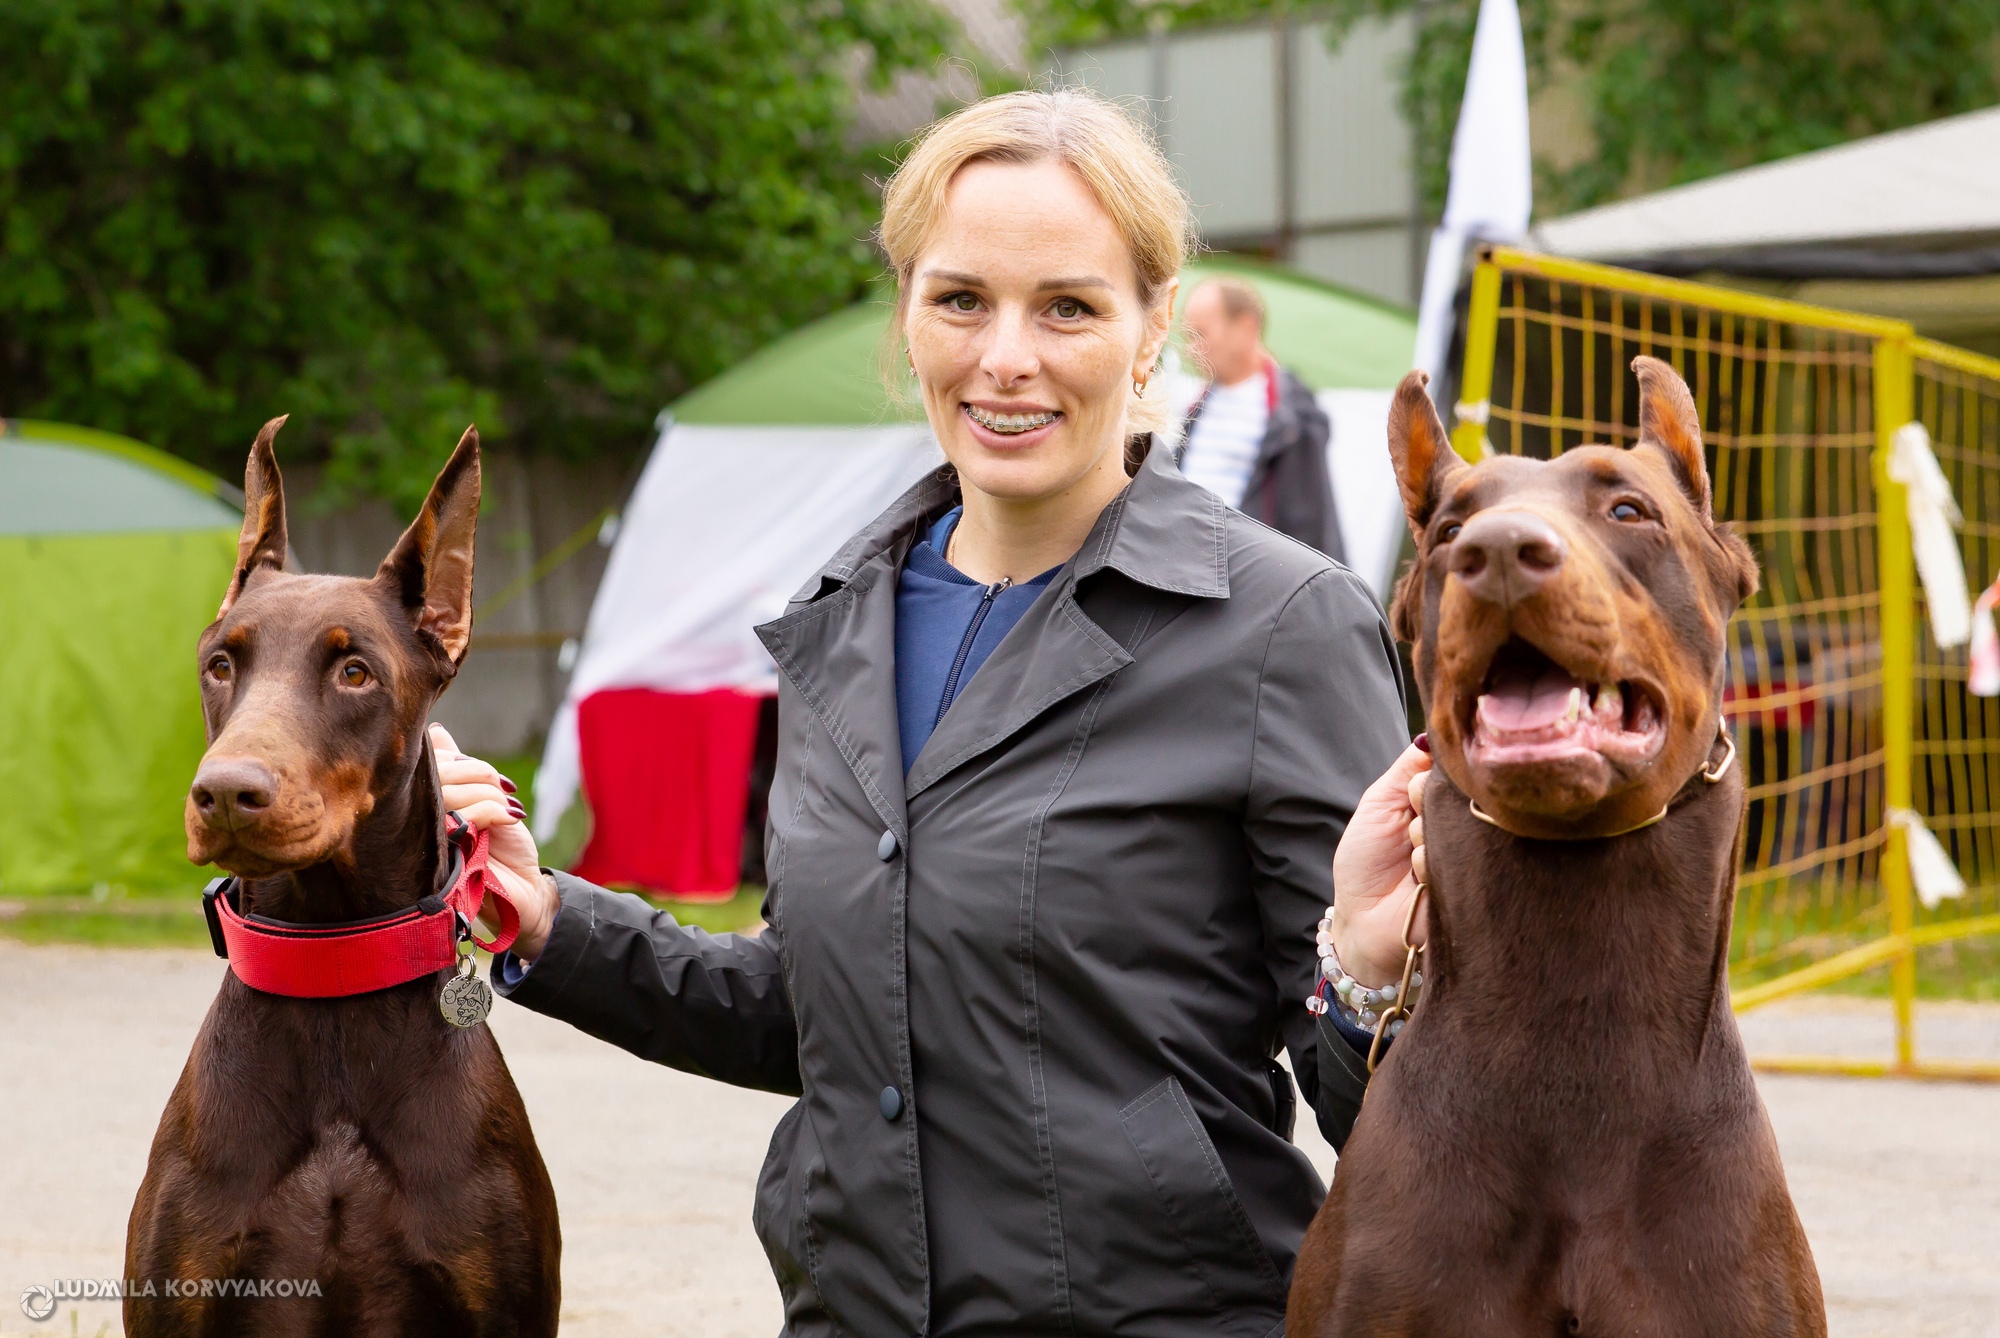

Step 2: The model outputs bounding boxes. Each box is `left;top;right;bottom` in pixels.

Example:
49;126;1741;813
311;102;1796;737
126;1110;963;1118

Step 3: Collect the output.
1071;436;1230;598
791;436;1229;607
788;463;960;604
758;434;1232;819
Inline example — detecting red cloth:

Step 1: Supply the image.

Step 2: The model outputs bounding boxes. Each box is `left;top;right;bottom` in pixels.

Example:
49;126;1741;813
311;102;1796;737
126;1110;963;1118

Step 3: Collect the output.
572;687;767;900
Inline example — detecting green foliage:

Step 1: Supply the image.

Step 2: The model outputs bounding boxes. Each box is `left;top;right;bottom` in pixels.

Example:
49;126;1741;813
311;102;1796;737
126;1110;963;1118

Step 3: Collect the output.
1535;0;2000;210
1322;0;2000;216
0;0;950;512
1019;0;1270;51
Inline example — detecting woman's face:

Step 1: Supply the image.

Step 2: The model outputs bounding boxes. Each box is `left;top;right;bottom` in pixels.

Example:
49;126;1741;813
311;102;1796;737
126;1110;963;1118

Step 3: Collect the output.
904;158;1172;505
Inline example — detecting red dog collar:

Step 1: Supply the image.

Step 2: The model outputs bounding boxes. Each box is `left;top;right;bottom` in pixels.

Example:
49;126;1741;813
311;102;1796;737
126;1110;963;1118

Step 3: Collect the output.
201;816;519;999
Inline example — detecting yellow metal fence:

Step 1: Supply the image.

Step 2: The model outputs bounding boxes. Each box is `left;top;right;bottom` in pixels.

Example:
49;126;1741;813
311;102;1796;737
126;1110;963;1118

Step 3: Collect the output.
1454;246;2000;1080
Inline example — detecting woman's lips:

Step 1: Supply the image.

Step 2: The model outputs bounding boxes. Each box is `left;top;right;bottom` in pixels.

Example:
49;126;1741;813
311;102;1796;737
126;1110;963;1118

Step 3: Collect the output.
961;402;1062;447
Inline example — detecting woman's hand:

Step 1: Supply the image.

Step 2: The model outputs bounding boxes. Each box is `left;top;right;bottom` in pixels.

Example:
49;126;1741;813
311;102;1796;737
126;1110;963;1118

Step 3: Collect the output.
431;723;559;962
1327;738;1431;988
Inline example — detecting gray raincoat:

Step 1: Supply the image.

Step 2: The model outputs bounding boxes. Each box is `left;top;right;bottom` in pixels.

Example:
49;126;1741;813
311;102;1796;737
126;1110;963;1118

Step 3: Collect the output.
494;440;1407;1337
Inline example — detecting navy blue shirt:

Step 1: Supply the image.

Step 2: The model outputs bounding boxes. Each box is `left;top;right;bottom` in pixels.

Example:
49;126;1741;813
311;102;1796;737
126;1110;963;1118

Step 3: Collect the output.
892;507;1062;774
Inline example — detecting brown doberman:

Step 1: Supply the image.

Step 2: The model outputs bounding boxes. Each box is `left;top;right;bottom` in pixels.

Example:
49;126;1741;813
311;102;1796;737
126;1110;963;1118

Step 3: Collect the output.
1288;358;1825;1336
125;420;560;1337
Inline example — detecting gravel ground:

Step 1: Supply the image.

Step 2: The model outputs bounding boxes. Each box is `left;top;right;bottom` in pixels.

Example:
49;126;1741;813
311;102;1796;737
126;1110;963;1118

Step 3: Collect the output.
2;940;1995;1337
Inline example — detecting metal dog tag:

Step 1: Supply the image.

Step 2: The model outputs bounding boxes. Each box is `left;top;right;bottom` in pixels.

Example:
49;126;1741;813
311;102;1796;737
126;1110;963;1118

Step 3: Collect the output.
440;952;492;1028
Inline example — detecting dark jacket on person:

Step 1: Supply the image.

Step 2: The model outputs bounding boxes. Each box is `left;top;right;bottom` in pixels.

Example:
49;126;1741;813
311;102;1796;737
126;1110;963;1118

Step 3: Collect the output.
492;439;1407;1338
1178;362;1344;563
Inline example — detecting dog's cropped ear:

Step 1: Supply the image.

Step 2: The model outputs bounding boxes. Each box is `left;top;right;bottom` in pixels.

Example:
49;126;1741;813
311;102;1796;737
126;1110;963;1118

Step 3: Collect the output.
1388;370;1467;540
1632;356;1711;516
379;426;481;668
218;416;290;618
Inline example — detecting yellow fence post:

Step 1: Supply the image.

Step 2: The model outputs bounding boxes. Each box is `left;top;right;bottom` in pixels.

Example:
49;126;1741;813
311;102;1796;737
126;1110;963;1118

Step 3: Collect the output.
1451;253;1503;463
1872;334;1918;1074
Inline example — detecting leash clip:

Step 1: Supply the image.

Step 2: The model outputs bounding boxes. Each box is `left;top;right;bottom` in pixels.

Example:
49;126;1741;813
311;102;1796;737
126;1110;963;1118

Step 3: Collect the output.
1366;882;1427;1074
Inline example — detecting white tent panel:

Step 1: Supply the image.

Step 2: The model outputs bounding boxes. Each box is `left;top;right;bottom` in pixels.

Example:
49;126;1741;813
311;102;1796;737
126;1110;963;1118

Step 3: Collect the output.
533;424;943;837
1532;106;2000;260
1320;389;1403;596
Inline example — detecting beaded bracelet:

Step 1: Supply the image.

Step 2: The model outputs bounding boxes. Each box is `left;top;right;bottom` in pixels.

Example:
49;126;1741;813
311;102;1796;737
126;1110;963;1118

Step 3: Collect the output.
1307;905;1421;1040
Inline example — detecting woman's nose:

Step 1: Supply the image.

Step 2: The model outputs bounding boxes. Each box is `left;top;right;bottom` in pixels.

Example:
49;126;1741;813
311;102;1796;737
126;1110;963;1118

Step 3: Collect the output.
979;307;1040;386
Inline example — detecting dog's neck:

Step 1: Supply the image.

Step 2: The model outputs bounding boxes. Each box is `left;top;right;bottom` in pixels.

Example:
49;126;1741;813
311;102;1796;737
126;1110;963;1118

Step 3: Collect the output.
1422;762;1743;1061
240;726;448;925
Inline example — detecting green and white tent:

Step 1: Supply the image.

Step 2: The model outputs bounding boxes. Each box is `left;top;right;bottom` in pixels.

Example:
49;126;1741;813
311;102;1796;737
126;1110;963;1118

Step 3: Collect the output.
533;259;1417;882
1;421;242;895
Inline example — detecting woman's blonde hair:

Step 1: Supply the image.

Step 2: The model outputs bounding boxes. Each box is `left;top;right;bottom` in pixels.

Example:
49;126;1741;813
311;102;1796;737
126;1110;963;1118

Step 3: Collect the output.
879;88;1195;439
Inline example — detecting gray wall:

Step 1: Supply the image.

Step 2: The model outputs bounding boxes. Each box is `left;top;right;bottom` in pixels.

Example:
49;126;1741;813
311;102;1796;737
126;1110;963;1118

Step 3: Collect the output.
1051;15;1425;307
287;452;633;760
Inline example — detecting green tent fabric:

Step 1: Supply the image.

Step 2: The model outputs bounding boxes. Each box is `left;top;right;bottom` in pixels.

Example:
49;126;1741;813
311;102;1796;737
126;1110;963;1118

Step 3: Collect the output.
670;258;1416;425
0;421;241;895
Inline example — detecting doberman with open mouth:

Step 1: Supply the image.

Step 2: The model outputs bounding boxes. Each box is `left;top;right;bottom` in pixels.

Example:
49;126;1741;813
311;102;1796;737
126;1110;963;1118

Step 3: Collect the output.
1288;358;1824;1336
125;420;560;1337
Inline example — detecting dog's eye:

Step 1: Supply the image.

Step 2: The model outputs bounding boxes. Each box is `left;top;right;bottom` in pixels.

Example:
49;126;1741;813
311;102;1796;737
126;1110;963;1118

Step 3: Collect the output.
340;661;371;688
207;656;232;682
1611;501;1645;522
1439;522;1462;542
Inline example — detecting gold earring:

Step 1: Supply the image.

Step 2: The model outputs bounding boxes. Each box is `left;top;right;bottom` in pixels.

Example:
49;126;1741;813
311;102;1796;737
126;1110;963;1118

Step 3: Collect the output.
1133;374;1149;399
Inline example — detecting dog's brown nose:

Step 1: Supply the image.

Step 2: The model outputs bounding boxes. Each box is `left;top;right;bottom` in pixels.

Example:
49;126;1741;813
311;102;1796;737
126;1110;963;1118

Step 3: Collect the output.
191;758;278;827
1450;511;1566;606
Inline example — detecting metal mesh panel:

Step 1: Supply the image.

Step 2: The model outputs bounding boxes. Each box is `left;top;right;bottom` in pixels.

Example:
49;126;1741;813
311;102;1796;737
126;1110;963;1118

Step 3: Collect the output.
1913;346;2000;930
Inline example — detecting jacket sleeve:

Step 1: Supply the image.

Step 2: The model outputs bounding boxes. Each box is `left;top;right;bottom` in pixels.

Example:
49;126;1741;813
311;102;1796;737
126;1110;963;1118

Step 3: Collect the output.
1245;565;1408;1151
490;872;802;1096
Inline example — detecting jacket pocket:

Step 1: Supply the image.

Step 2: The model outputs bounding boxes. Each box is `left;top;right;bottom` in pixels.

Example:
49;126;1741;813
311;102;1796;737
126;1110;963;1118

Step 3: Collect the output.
754;1102;831;1329
1120;1075;1287;1324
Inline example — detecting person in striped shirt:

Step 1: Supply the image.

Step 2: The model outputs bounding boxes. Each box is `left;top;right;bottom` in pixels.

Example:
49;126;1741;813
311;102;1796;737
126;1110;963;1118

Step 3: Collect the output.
1180;275;1344;561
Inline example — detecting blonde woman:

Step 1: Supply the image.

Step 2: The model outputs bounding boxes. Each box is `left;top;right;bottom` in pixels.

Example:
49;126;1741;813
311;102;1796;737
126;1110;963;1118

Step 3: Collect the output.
438;88;1426;1336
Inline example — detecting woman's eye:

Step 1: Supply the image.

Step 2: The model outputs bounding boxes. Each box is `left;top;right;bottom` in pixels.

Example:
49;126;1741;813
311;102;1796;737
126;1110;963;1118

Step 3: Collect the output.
208;656;233;682
340;662;371;688
1611;501;1644;522
1051;298;1084;319
1440;522;1462;542
948;293;979;313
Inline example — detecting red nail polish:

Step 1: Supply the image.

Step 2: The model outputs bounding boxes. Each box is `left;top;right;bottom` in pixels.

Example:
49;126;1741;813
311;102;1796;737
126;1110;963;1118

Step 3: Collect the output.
499;776;518;794
507;799;526;819
1414;733;1430;753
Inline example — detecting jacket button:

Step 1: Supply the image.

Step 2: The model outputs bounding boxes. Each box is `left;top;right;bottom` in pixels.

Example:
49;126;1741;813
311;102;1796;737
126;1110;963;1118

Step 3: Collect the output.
879;1085;905;1121
877;829;898;861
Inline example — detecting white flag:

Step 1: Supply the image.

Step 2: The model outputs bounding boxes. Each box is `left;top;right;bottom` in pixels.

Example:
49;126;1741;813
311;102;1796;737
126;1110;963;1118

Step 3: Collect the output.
1887;807;1967;909
1887;421;1971;649
1411;0;1533;394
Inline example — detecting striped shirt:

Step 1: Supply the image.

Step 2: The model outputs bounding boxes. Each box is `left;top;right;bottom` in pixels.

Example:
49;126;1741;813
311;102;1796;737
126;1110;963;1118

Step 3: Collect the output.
1179;373;1269;508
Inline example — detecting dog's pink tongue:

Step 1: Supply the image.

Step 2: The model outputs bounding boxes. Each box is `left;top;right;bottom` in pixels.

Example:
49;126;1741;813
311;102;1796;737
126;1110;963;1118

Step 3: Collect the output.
1479;661;1581;731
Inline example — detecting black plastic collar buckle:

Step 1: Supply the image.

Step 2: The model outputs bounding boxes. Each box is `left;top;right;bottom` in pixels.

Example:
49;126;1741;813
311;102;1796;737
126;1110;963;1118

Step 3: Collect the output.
201;877;233;959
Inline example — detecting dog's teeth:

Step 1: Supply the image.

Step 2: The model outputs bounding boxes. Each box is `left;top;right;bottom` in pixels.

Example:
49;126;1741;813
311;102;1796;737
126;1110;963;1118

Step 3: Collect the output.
1564;686;1583;723
1595;683;1621;718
